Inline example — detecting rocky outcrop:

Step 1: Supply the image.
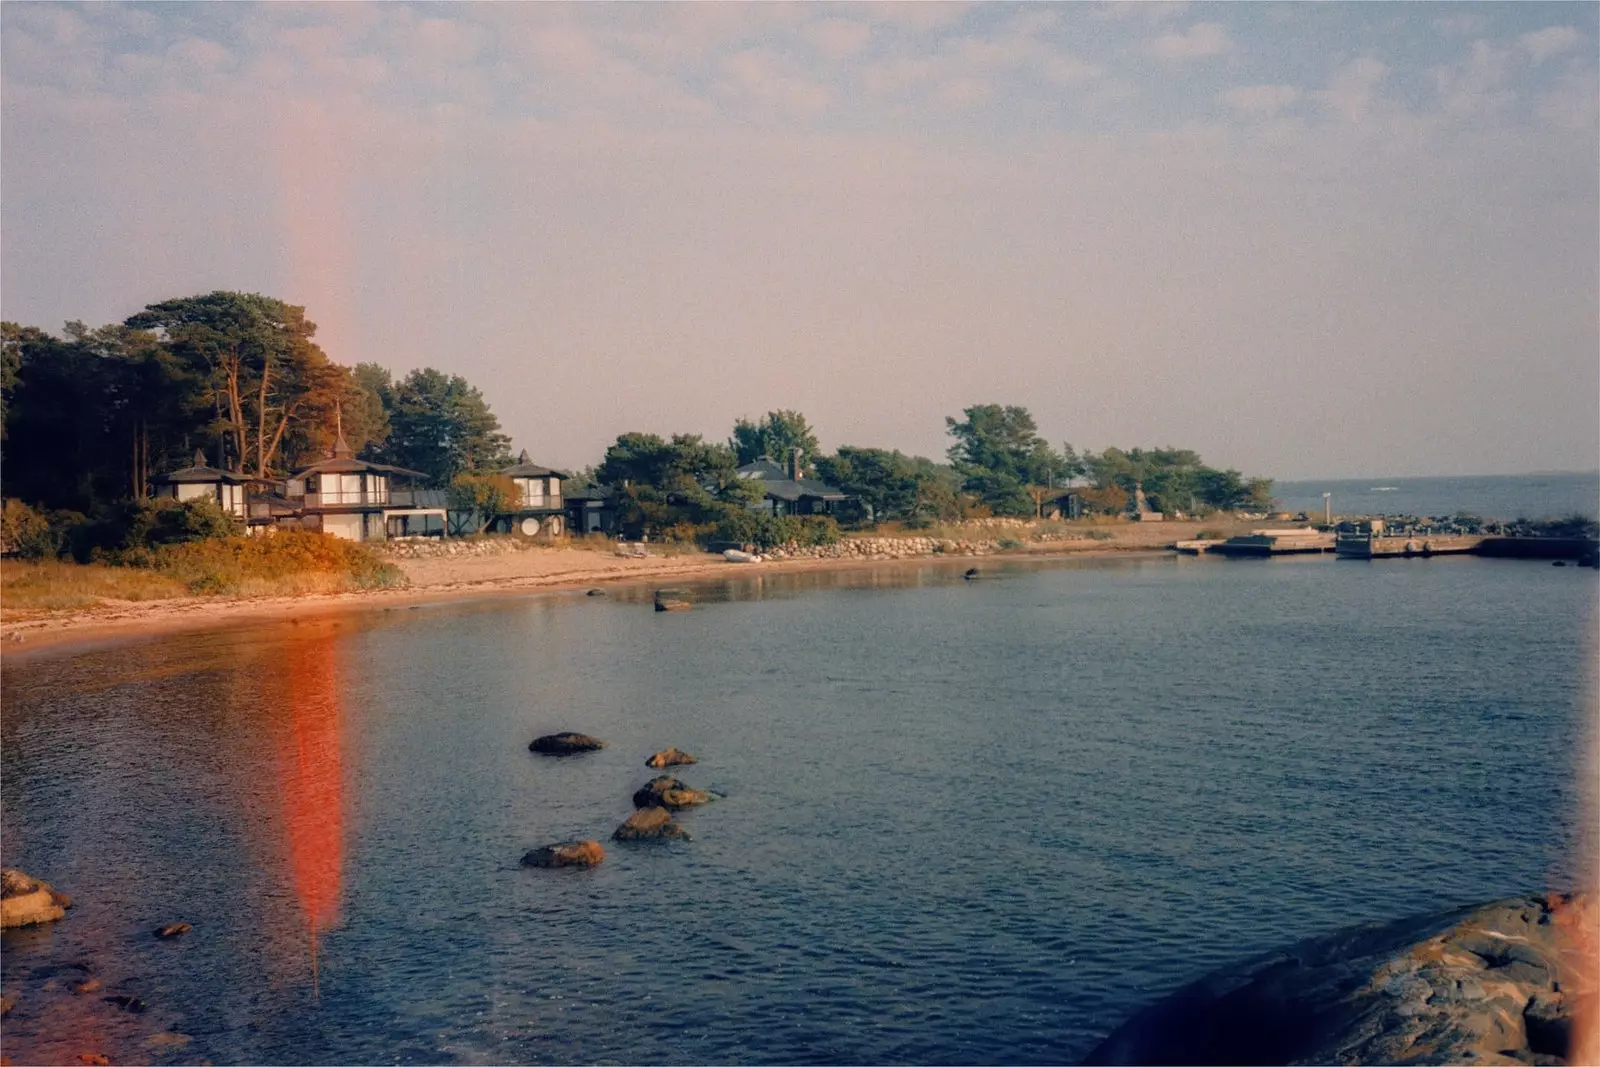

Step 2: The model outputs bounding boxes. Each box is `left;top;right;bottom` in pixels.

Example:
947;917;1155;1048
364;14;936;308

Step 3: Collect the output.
632;775;712;810
1;868;70;929
646;747;697;768
1084;893;1595;1066
521;840;605;869
612;807;691;841
529;732;606;755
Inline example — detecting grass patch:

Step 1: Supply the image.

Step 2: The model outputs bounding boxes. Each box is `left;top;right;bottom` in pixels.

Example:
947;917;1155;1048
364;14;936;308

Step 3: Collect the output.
3;531;405;619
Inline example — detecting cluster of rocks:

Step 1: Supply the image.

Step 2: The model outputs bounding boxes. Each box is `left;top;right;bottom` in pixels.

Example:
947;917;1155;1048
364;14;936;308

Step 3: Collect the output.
1085;893;1596;1066
379;537;538;561
521;735;712;869
2;869;195;1063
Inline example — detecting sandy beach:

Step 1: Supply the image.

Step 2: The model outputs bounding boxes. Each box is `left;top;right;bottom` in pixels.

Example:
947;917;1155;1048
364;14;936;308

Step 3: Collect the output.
0;519;1252;657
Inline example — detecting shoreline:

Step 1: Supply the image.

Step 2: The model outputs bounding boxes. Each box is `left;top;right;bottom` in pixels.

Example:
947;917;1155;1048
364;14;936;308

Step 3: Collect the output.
0;539;1179;660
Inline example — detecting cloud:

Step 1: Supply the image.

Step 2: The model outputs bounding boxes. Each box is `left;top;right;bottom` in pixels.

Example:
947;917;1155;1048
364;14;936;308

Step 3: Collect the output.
1042;55;1103;86
802;17;871;60
1095;2;1190;25
1220;84;1300;118
1317;56;1387;122
1146;22;1232;60
1433;13;1488;38
1520;26;1582;65
1431;40;1512;120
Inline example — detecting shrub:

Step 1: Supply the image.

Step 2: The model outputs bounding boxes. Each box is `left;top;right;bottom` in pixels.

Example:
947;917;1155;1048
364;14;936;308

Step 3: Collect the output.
1;499;57;559
711;512;841;550
997;537;1023;551
67;497;240;561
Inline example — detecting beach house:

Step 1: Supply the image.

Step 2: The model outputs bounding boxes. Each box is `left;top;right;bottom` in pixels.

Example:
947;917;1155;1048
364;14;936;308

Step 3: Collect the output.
736;451;849;516
150;450;252;519
489;451;567;536
277;429;441;541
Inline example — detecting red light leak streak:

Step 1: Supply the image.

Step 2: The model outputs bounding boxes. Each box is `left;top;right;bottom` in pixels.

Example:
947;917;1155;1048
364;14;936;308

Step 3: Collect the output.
277;631;345;997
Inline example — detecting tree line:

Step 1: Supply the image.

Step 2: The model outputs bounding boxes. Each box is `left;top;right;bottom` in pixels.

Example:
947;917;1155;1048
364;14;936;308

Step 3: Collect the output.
2;291;1274;546
2;291;511;516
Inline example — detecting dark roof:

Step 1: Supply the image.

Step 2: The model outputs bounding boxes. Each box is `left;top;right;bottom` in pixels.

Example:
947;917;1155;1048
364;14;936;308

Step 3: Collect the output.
760;478;849;503
567;485;614;502
735;459;847;501
737;458;790;481
152;449;248;485
501;450;568;478
294;456;427;478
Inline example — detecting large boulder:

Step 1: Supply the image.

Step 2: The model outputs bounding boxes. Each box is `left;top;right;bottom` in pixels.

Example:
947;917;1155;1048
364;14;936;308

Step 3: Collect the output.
528;732;605;756
1;869;69;929
521;840;605;869
632;775;712;810
612;807;691;841
646;747;697;768
1083;893;1596;1066
654;590;691;612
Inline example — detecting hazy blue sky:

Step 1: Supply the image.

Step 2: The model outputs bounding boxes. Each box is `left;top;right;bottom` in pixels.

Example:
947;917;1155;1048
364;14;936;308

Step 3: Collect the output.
3;2;1596;479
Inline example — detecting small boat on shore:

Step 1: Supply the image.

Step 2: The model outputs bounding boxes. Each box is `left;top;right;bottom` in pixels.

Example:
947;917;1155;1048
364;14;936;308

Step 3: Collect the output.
722;549;762;564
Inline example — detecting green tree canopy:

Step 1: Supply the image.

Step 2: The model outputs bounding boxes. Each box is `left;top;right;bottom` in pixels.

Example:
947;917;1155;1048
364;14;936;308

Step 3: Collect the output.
730;410;820;473
815;446;960;523
125;291;345;478
945;404;1079;517
374;368;512;485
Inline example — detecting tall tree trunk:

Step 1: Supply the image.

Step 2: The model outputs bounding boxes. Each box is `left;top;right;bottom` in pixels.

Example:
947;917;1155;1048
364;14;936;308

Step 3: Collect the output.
260;400;299;477
256;356;271;477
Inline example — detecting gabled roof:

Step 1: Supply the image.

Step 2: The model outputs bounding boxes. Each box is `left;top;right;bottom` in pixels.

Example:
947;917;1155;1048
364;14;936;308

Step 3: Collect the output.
152;449;248;485
737;458;790;481
501;449;568;479
567;485;614;502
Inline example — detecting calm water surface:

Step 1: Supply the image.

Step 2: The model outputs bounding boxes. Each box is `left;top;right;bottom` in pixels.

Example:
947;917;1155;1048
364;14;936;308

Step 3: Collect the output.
2;555;1594;1065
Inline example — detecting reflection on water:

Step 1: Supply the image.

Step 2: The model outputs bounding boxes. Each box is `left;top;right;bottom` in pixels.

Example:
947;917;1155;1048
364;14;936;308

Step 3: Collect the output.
275;628;346;995
1;555;1593;1065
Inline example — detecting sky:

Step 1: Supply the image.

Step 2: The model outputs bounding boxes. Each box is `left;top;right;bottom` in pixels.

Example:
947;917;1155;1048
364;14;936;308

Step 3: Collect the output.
2;2;1596;480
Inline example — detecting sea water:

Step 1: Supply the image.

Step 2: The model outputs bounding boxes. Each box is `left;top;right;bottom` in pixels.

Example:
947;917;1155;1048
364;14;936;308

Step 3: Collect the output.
1274;471;1599;521
2;554;1594;1064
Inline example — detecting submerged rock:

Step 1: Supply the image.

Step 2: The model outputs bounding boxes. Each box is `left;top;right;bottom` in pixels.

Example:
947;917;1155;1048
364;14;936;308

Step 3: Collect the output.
102;994;148;1014
528;732;606;755
632;775;712;810
654;590;691;612
1;869;69;929
521;840;605;869
154;922;192;939
646;747;697;768
1083;893;1595;1066
612;807;692;842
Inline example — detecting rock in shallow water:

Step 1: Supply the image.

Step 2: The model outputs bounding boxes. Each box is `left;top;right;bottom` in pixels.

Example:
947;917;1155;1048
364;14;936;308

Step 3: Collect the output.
528;732;605;755
632;775;712;810
612;807;691;841
0;869;69;929
646;747;697;768
521;840;605;869
1082;893;1595;1066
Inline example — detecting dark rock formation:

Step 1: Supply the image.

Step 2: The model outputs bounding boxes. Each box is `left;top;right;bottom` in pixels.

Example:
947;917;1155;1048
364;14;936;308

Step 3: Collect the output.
586;589;606;596
632;775;712;810
529;732;606;755
521;840;605;869
102;994;148;1013
1083;893;1595;1066
646;747;697;768
654;590;691;612
964;567;980;579
154;922;192;939
613;807;692;841
1;868;69;929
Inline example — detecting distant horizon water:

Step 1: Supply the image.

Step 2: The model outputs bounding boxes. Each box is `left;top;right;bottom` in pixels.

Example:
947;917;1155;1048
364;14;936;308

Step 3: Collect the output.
1271;472;1599;521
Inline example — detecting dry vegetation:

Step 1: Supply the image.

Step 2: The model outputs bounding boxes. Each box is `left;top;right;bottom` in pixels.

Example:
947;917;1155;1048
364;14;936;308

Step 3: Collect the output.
2;531;404;619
